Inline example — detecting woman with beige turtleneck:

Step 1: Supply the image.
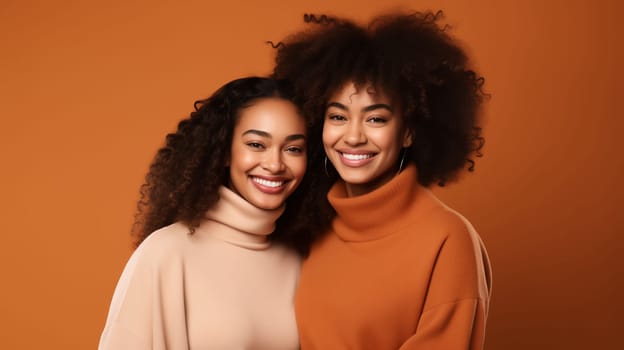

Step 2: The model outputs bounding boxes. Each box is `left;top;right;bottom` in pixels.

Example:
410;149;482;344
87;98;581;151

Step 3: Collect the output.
99;77;324;349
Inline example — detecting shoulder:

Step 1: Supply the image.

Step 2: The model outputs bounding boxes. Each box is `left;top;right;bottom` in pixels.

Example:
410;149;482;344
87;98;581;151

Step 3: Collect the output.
262;242;302;271
108;223;193;300
130;222;192;268
416;192;492;296
265;242;302;283
415;191;480;243
403;190;489;273
100;224;193;346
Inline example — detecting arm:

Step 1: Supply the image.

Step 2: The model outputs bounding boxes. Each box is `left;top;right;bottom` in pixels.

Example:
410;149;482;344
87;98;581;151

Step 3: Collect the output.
399;298;488;349
98;245;154;349
400;216;492;350
98;232;189;350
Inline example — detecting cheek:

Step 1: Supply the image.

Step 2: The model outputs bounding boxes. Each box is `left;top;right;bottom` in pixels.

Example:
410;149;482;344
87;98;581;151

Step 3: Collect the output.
290;157;308;181
322;126;339;147
372;128;403;151
322;122;340;139
230;146;256;171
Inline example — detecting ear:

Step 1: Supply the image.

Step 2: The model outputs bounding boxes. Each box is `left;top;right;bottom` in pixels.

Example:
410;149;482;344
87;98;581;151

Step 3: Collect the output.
402;128;413;148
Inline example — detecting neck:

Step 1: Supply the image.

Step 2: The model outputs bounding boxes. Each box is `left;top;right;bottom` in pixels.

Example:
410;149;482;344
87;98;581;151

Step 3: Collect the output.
328;164;425;242
199;186;285;250
344;165;403;197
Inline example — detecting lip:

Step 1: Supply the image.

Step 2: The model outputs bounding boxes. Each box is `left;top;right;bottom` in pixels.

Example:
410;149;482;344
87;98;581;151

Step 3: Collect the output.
336;150;376;167
249;175;290;194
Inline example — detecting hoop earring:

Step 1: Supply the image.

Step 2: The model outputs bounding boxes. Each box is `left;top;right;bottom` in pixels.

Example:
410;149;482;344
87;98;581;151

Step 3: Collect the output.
324;156;330;177
397;149;407;175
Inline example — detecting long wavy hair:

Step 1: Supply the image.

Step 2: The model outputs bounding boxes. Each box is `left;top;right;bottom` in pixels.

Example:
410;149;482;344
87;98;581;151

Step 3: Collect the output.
132;76;329;256
272;11;487;188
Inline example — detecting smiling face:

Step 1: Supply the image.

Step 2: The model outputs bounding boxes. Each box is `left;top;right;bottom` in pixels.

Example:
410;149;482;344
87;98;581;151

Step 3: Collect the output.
228;97;307;210
323;82;412;197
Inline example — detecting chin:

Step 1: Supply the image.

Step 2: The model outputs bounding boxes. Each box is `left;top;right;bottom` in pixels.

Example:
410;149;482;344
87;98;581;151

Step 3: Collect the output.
337;172;375;185
251;199;284;210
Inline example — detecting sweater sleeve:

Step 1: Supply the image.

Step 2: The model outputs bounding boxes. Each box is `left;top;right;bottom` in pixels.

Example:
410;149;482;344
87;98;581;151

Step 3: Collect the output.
98;244;154;349
400;214;492;350
398;298;488;349
98;231;190;350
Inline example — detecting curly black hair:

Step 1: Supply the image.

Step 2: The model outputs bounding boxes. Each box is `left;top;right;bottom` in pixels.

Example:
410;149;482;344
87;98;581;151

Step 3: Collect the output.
272;10;486;187
133;76;329;256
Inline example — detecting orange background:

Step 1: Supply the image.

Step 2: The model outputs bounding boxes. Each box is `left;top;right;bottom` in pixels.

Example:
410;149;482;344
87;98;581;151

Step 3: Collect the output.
1;0;622;349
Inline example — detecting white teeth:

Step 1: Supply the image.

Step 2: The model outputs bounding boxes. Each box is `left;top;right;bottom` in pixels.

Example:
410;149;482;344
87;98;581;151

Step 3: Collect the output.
252;177;284;188
342;153;373;160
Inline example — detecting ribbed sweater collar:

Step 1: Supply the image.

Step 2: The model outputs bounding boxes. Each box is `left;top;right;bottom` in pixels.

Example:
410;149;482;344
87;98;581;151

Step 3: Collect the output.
328;165;421;242
201;186;284;250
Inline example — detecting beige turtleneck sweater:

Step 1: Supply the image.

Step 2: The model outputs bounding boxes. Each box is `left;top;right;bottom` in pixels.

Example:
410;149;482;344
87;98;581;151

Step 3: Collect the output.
99;187;301;350
295;165;492;349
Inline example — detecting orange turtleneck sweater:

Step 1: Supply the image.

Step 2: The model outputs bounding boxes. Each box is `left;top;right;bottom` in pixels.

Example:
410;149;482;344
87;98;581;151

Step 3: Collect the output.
295;165;492;349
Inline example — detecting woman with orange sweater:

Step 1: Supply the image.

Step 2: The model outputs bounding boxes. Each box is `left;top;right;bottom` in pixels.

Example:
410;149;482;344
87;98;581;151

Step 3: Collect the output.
272;11;493;349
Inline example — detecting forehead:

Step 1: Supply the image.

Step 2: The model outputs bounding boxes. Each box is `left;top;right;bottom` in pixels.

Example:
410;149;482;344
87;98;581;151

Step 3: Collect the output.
235;98;305;134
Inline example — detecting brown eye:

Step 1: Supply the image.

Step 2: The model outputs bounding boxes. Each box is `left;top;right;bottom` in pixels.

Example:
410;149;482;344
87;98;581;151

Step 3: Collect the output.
367;116;387;124
327;114;347;121
286;146;304;154
246;142;265;149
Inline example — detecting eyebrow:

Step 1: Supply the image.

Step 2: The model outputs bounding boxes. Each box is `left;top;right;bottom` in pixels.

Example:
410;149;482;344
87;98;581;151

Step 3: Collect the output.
286;134;306;141
326;102;394;113
242;129;306;141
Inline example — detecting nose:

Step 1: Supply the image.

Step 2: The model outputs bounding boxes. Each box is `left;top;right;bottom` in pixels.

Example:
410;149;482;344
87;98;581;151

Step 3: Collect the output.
261;149;286;173
343;122;366;145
